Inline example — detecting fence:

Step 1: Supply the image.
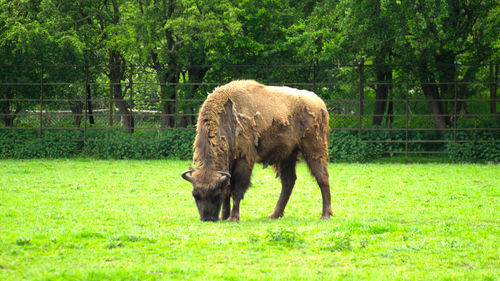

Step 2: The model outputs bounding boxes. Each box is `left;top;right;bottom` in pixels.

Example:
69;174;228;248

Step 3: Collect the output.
1;63;498;157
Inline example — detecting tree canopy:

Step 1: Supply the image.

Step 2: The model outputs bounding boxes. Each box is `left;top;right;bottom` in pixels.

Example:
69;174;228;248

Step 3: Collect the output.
0;0;498;130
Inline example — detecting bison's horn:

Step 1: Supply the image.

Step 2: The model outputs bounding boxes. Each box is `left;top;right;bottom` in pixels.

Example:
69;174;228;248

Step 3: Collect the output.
181;170;194;183
217;171;231;184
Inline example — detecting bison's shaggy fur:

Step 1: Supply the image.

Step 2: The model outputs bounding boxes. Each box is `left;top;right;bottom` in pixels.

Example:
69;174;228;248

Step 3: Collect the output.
182;80;333;222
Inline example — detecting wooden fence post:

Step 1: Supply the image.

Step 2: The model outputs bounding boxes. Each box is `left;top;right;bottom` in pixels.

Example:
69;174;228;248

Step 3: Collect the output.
358;60;365;139
39;64;44;138
491;62;498;116
174;82;179;128
454;64;458;143
84;64;88;142
405;83;409;158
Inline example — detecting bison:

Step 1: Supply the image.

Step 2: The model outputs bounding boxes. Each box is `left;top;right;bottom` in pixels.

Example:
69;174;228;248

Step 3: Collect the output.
181;80;333;222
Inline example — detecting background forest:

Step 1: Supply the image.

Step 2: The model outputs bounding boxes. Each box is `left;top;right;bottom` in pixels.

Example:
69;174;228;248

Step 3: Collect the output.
0;0;499;161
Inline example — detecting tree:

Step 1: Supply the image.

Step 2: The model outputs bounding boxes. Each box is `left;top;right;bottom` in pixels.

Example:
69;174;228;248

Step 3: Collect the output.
334;0;402;125
134;0;241;127
0;0;85;127
49;0;137;132
98;0;136;133
399;0;498;132
290;0;499;131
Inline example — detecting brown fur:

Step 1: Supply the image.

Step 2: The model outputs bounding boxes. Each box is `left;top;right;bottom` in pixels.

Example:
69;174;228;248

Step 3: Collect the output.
185;80;333;222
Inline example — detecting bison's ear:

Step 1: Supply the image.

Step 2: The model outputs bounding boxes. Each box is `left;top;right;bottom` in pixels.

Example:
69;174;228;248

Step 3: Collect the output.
181;170;194;183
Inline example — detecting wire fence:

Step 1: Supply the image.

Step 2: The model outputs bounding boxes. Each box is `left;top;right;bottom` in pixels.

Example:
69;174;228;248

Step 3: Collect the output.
1;63;498;156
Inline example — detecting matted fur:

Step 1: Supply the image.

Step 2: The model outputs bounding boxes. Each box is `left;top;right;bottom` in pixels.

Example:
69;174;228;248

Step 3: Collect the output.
193;80;329;183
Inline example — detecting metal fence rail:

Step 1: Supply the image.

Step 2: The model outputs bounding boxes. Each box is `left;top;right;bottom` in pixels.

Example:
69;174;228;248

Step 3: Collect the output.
1;63;498;156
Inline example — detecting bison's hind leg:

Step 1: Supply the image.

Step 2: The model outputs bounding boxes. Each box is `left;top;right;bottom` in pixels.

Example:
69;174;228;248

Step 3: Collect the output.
300;129;333;219
269;150;299;219
304;156;333;219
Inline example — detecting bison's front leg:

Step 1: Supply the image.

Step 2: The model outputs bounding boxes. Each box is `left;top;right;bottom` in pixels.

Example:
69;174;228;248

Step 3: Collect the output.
228;194;241;222
227;158;253;223
220;193;231;220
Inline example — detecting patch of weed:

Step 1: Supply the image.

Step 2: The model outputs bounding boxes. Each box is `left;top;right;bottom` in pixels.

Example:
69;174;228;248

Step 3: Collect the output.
440;237;470;249
74;231;106;239
15;237;31;246
266;228;303;247
321;232;353;252
106;239;123;249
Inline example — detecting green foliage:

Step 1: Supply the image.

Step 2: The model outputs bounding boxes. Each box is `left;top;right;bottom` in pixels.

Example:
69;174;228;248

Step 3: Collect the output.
158;130;197;160
0;129;82;158
82;131;138;159
329;127;435;162
2;127;499;162
82;129;195;160
446;130;500;162
1;0;498;138
0;129;195;160
329;130;384;162
329;124;497;162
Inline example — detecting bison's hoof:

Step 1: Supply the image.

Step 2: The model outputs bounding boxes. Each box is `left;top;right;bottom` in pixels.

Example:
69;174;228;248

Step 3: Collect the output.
268;213;284;219
321;213;332;220
228;216;239;223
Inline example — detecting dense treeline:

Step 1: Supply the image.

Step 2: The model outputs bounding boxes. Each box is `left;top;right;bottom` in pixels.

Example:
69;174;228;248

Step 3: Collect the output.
0;0;499;133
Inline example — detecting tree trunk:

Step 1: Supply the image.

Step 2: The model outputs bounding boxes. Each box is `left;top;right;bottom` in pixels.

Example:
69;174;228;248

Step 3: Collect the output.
1;105;21;127
109;50;134;133
417;60;454;134
150;49;179;128
157;70;178;128
159;83;175;128
70;101;83;127
491;62;498;116
0;91;21;127
421;82;448;134
182;65;209;127
385;95;394;125
358;60;365;117
437;62;455;127
372;64;392;125
86;83;95;126
102;0;134;133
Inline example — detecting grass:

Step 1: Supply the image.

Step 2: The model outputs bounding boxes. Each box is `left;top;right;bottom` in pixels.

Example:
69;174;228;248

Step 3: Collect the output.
0;159;498;281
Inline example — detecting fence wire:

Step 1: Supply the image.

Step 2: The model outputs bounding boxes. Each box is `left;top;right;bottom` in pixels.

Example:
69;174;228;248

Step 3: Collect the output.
1;64;498;156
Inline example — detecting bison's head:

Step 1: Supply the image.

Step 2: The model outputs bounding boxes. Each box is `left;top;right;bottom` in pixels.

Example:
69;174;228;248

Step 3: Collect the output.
181;169;231;222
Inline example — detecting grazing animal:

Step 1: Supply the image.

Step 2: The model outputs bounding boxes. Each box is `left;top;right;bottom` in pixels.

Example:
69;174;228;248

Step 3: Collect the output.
182;80;333;222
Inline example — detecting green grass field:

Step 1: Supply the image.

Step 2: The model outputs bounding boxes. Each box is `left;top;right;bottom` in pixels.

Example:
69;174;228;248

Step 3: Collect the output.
0;159;498;280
